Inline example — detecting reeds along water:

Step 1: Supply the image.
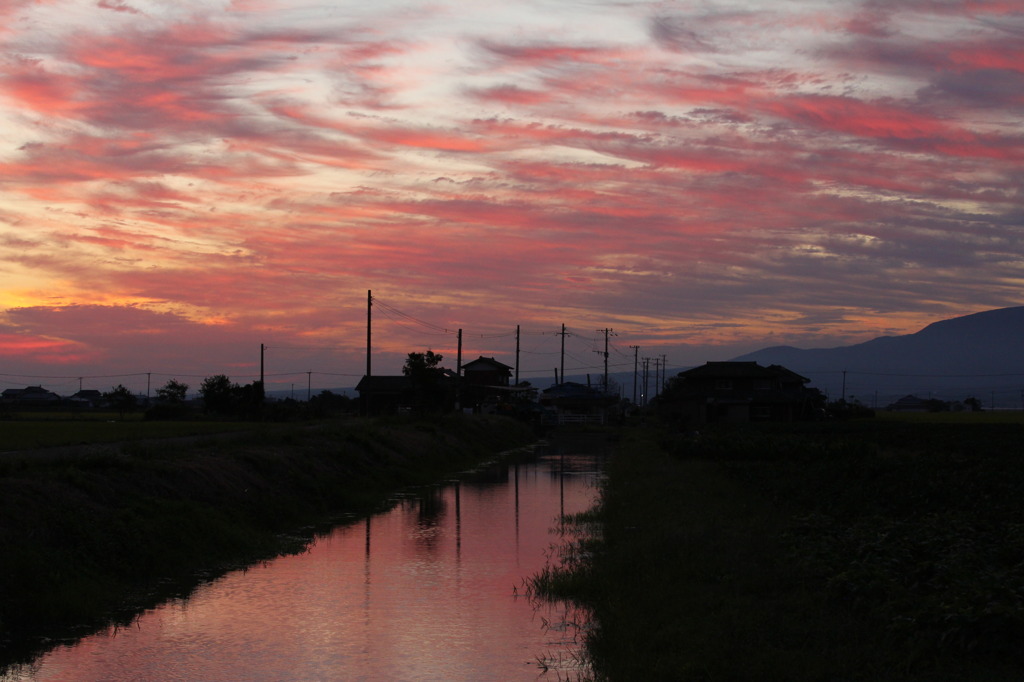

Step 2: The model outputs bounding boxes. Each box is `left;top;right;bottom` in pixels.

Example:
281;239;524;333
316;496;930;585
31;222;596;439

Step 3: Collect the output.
524;419;1024;681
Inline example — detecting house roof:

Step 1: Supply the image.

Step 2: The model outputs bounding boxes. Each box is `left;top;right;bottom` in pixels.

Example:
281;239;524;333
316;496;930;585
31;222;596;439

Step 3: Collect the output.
888;394;928;409
2;385;61;400
72;389;103;399
764;364;810;384
462;356;513;372
355;375;411;393
677;361;808;383
540;381;617;404
678;361;779;379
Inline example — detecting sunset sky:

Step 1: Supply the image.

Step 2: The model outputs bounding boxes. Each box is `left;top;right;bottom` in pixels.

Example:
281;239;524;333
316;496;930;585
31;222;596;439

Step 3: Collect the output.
2;0;1022;396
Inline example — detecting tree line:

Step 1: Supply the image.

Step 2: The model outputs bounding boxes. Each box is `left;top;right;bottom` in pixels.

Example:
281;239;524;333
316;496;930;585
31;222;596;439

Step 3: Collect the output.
103;375;352;420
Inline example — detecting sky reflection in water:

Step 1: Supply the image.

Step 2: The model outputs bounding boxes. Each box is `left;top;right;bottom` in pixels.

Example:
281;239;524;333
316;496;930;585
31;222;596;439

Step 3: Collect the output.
9;445;603;681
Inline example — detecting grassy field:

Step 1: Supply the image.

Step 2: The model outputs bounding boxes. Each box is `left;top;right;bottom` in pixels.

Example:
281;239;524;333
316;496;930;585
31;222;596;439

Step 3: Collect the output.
533;416;1024;681
874;409;1024;424
0;413;256;451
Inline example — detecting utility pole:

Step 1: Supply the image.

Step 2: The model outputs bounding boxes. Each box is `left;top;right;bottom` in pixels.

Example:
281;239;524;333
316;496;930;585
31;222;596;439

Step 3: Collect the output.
841;369;847;403
596;328;615;394
456;328;463;410
260;344;265;394
457;329;462;377
146;372;151;400
661;354;667;392
642;357;650;406
306;371;312;401
515;325;520;385
559;324;567;386
630;345;639;405
366;290;372;377
652;357;661;400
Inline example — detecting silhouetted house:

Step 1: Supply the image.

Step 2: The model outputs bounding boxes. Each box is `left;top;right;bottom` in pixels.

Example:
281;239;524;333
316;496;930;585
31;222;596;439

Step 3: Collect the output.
69;389;104;408
886;394;929;412
1;386;61;405
355;375;411;415
462;356;513;387
665;361;816;424
461;356;517;412
539;382;617;424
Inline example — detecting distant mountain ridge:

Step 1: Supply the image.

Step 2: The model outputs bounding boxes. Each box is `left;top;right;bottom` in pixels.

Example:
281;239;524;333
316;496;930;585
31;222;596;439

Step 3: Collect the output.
731;307;1024;406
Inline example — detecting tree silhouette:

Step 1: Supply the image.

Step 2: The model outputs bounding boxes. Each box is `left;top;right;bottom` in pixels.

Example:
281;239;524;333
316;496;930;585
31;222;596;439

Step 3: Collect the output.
402;350;450;413
156;379;189;404
200;374;237;414
403;350;444;377
104;384;137;419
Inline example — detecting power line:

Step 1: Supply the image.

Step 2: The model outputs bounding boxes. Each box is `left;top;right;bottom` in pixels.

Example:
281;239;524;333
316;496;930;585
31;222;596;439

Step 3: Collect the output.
371;297;456;335
0;372;150;380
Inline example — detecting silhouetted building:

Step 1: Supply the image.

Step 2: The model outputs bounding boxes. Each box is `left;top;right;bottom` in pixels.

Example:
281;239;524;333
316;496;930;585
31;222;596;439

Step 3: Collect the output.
356;370;458;415
355;375;411;414
664;361;818;424
462;356;513;387
1;386;61;405
69;389;105;408
461;356;517;412
886;394;929;412
539;382;617;424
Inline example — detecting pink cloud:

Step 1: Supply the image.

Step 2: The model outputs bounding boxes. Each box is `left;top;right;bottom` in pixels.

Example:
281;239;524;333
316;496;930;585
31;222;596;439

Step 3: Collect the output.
464;84;552;106
97;0;140;14
0;332;93;365
2;1;1023;383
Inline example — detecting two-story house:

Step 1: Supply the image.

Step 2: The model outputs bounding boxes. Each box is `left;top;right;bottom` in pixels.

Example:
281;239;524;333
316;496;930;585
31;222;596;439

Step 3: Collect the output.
666;361;817;424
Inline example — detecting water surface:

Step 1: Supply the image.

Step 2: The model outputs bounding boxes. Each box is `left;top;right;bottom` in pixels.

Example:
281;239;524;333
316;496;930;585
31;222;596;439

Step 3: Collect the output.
5;437;605;681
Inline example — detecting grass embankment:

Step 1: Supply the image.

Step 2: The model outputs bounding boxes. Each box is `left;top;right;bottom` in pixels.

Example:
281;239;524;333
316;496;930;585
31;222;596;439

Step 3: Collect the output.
0;414;533;667
536;417;1024;681
0;411;255;451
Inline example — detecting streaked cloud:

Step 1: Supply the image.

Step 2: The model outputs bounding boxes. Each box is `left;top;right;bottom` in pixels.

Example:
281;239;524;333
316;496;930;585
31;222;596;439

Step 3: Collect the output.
1;0;1022;391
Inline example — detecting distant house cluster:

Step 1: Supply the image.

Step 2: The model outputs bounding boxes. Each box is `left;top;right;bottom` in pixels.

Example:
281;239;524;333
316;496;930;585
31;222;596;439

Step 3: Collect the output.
1;386;107;408
537;382;618;424
5;357;833;426
355;355;824;425
356;356;540;417
884;394;980;413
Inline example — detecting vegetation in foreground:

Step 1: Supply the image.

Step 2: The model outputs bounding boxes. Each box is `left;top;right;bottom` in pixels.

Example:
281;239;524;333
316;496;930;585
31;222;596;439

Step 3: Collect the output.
532;417;1024;681
0;414;534;670
0;413;255;451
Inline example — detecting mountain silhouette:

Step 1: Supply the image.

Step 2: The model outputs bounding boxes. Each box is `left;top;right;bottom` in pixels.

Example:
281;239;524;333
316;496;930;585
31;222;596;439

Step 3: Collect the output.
731;307;1024;406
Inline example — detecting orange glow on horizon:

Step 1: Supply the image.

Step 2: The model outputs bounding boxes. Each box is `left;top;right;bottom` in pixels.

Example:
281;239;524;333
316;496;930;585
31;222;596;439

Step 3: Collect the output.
0;1;1020;386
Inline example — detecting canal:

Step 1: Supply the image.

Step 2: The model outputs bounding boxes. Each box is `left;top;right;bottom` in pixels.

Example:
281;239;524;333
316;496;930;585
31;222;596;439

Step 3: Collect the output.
3;433;607;681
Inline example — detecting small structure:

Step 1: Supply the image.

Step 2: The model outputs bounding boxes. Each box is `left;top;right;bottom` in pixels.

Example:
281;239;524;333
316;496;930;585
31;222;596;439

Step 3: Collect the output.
355;375;411;415
69;389;105;408
462;356;513;387
539;382;617;424
665;361;817;424
886;394;929;412
461;356;515;412
1;386;62;405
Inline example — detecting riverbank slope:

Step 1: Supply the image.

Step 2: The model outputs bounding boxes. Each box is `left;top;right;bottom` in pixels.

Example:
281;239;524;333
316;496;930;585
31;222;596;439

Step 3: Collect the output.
539;417;1024;681
0;415;534;667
